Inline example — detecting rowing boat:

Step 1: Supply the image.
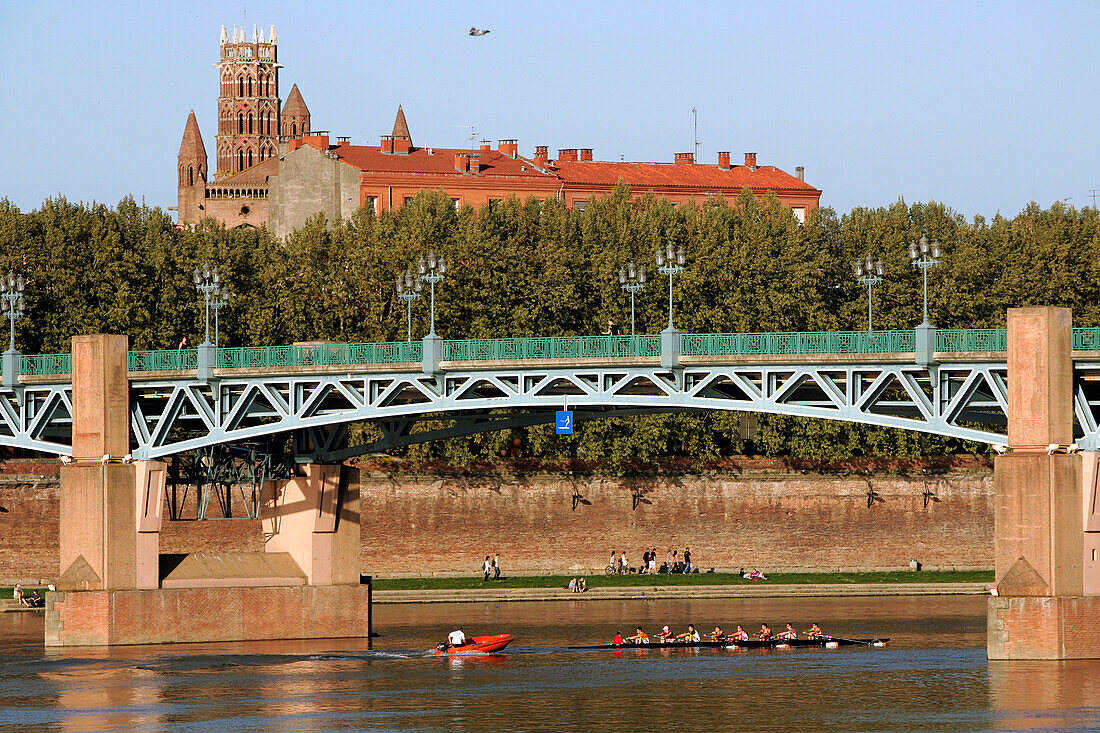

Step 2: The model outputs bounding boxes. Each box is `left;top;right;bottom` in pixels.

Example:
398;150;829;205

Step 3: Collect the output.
571;637;888;651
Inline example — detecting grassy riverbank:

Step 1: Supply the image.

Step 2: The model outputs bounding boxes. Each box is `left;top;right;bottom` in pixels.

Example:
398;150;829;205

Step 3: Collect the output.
371;570;993;591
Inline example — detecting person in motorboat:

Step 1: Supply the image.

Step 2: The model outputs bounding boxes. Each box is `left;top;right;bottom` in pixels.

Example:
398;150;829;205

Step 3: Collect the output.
708;626;725;641
448;627;468;647
625;627;650;644
675;624;701;643
730;625;750;641
756;623;773;640
805;623;824;639
777;623;798;640
656;625;674;643
611;631;625;645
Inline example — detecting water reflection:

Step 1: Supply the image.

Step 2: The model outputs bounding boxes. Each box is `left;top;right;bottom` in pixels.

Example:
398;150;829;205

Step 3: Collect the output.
0;597;1099;730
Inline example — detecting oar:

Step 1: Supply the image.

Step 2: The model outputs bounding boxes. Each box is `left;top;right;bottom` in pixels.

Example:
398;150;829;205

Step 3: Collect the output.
824;636;884;646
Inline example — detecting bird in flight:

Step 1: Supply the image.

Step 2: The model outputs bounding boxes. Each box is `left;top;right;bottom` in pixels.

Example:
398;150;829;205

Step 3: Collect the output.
469;27;490;36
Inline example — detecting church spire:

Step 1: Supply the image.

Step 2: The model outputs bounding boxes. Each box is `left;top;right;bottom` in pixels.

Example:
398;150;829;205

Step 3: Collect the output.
280;84;311;137
391;105;412;145
178;110;207;161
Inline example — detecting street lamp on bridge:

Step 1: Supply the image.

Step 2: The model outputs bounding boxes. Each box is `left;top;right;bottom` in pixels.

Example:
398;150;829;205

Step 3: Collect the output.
618;262;646;334
395;271;422;342
853;256;885;331
655;244;686;331
907;234;942;327
192;264;227;346
417;252;447;337
0;273;26;388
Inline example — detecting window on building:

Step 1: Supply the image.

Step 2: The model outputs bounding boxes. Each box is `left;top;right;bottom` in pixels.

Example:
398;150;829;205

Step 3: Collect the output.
792;207;806;225
487;198;502;210
188;166;193;186
238;114;244;134
404;197;415;205
291;123;297;136
365;196;378;213
452;198;461;210
248;150;253;167
238;77;244;96
238;150;244;170
248;113;253;134
574;201;587;212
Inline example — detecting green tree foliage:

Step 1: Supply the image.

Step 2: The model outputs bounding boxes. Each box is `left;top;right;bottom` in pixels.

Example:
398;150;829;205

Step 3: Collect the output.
2;190;1097;466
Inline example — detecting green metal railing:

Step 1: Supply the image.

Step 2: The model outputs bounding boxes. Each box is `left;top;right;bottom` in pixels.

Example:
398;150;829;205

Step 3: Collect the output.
682;330;916;356
217;341;422;369
15;327;1100;379
443;335;661;361
21;353;72;376
936;329;1007;353
129;349;198;372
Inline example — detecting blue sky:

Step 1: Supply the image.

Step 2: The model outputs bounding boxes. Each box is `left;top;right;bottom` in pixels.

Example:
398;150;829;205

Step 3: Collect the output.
2;1;1096;218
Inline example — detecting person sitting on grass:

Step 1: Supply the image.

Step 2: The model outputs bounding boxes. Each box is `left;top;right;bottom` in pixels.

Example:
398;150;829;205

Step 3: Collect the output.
21;590;42;608
568;577;578;593
578;577;587;592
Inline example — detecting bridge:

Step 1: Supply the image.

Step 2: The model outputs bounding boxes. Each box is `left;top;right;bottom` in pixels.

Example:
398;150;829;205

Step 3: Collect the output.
7;326;1100;461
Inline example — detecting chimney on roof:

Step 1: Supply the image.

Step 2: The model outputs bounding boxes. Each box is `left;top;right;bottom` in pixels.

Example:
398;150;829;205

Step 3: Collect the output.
558;148;578;162
580;148;593;162
796;166;805;181
675;152;694;165
454;151;469;172
744;152;757;169
392;136;411;155
534;145;548;166
380;134;394;154
499;139;518;158
480;140;491;153
717;152;731;170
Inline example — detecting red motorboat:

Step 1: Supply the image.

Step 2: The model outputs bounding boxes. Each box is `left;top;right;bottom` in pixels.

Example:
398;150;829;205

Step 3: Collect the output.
434;633;515;656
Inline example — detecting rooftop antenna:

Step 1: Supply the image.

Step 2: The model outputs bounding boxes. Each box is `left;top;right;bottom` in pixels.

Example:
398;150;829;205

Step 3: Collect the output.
454;123;477;151
692;108;699;163
1091;189;1099;209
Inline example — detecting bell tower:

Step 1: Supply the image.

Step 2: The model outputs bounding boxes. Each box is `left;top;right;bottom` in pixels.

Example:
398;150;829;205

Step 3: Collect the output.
215;24;281;179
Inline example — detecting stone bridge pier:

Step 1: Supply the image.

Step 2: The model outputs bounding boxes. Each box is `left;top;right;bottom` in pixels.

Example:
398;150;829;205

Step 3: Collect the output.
45;335;370;646
989;307;1100;659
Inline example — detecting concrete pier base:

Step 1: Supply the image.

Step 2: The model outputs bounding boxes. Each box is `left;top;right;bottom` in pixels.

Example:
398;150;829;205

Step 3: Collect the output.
45;585;371;646
988;596;1100;660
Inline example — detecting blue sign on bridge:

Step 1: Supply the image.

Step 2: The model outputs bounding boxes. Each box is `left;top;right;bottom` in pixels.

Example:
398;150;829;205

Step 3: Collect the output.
555;410;574;435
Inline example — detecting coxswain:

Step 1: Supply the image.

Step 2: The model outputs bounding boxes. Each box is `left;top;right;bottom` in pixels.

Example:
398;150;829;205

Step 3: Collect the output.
731;625;749;641
656;625;674;643
708;626;725;641
611;631;625;645
626;627;650;644
756;623;773;640
805;623;824;639
777;622;798;640
447;627;468;647
676;624;701;642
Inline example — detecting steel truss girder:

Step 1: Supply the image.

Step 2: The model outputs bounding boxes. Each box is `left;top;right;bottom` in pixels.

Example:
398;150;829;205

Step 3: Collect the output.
12;360;1100;458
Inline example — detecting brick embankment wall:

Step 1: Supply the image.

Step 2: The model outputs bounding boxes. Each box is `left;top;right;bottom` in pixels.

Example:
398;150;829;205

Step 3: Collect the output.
0;458;994;583
357;465;994;578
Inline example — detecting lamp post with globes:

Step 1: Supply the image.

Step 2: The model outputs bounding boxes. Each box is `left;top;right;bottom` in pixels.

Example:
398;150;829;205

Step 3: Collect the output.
0;273;26;388
853;256;885;331
618;262;646;335
907;234;942;366
417;251;447;374
656;244;686;369
395;271;422;342
192;264;227;380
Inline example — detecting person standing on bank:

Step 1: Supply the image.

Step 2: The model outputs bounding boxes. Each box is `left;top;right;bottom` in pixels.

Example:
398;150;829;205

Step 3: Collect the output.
683;547;692;573
493;553;502;580
483;555;492;581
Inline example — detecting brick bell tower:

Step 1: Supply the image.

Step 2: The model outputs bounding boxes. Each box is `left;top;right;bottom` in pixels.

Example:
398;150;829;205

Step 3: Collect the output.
215;23;281;179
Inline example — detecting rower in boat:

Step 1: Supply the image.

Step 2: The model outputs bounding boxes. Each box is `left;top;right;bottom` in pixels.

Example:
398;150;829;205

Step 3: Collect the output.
777;623;798;640
730;625;749;641
675;624;701;643
625;627;650;644
756;623;773;640
805;623;824;639
611;631;625;645
656;625;674;643
708;626;725;641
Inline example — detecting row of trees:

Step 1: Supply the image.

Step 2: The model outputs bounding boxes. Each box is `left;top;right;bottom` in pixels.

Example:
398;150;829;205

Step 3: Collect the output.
1;187;1097;465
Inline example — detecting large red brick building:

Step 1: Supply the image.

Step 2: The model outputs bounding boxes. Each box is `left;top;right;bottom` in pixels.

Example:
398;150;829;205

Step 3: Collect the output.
178;27;821;234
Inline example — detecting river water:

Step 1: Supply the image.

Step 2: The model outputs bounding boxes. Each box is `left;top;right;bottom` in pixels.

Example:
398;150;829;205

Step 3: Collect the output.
1;596;1099;731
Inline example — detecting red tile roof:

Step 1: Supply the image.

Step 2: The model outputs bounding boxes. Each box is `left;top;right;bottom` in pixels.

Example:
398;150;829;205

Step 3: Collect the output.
551;159;818;192
214;156;279;185
323;143;556;180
